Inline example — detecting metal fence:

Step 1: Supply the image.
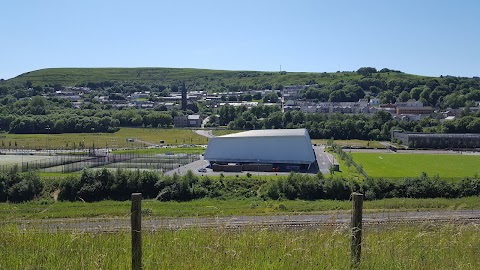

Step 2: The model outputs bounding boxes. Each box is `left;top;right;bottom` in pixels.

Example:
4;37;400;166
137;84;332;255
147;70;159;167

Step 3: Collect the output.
0;153;201;174
1;195;479;269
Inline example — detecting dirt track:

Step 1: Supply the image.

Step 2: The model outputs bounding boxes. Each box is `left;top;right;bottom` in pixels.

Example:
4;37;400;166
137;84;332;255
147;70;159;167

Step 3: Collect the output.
10;209;480;232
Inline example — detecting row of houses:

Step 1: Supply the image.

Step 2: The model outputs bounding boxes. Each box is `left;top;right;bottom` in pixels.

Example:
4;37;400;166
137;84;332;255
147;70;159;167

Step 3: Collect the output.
284;98;434;120
49;85;476;124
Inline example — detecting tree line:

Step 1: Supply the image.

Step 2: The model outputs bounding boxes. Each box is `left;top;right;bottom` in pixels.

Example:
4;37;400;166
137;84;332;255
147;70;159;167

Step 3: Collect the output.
302;68;480;108
214;105;480;140
0;95;178;133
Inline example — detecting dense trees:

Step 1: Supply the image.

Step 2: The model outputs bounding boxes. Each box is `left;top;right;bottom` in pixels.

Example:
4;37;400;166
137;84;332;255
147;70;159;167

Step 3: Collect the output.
356;67;378;76
6;114;120;134
219;105;399;140
217;103;480;140
296;71;480;108
0;104;179;133
0;167;43;202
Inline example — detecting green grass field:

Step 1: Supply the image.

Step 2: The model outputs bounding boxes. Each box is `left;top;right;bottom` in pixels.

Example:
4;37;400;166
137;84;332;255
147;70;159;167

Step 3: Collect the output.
1;222;478;269
1;130;385;150
352;153;480;178
111;147;206;155
330;154;365;179
312;139;386;149
211;129;242;136
0;128;208;149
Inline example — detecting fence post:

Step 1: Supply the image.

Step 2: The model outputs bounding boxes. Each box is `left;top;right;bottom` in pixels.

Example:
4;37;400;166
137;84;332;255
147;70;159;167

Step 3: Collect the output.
351;192;363;268
131;193;142;270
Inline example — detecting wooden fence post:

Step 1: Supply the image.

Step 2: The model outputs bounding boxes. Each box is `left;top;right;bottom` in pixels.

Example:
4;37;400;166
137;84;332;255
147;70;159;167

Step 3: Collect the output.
351;192;363;268
131;193;142;270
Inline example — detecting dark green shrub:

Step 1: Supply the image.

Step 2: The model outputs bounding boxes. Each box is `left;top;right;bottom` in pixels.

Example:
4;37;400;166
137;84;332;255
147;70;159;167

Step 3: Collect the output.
7;172;43;202
457;178;480;197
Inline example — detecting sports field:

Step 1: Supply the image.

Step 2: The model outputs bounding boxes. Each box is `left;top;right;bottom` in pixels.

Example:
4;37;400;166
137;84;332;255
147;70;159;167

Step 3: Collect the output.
0;128;208;149
312;139;385;149
351;152;480;178
0;155;56;165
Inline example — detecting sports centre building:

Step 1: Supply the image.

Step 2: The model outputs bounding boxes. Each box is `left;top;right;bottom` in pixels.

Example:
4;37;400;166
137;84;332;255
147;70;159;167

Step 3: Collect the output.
204;129;317;172
392;130;480;149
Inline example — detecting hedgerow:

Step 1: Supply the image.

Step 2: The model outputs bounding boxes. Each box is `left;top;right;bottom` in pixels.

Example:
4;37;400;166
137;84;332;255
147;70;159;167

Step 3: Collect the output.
1;168;479;203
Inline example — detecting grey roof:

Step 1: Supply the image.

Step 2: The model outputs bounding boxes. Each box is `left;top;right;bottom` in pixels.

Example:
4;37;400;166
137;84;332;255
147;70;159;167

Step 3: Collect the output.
204;129;315;164
188;115;201;120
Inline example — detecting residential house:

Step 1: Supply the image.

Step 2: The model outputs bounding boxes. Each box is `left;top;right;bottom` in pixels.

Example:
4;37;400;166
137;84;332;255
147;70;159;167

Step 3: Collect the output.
174;115;203;128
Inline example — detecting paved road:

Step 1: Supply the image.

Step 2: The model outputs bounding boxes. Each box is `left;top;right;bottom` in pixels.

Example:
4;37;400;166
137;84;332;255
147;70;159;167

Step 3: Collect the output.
133;138;156;147
165;144;336;176
163;156;293;177
163;156;210;176
313;146;334;175
193;129;215;138
201;116;210;128
11;209;480;232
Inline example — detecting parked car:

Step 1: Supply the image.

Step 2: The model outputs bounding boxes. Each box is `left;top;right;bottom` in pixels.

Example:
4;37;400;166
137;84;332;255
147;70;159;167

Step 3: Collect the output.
197;168;207;173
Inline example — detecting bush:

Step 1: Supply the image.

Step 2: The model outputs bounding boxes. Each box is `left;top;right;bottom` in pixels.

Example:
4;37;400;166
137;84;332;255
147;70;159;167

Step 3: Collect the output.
0;168;44;202
7;172;43;202
457;178;480;197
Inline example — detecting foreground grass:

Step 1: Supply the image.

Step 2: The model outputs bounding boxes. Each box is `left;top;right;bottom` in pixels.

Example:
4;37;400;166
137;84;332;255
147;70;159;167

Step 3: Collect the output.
0;128;207;149
352;152;480;179
1;222;478;269
1;197;479;220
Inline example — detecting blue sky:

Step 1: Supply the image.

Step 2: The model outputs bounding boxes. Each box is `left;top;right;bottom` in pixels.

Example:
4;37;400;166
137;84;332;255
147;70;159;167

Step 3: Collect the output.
1;0;479;79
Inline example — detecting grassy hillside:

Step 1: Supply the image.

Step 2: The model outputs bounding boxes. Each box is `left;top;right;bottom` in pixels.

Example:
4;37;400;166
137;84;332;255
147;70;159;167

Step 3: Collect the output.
7;67;429;87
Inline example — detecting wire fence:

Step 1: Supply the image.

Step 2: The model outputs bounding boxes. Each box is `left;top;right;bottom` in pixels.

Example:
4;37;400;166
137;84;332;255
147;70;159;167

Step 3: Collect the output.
0;155;92;173
1;201;479;269
0;153;201;174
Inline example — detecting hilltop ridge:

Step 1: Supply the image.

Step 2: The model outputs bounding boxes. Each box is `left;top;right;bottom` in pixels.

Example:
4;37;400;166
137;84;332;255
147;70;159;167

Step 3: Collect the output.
6;67;428;88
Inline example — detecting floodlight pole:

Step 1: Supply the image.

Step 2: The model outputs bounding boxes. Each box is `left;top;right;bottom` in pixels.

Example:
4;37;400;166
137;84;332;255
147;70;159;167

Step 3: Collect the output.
45;126;51;155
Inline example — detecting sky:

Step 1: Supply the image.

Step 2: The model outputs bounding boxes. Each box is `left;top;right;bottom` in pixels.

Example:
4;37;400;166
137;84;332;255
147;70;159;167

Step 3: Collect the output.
1;0;479;80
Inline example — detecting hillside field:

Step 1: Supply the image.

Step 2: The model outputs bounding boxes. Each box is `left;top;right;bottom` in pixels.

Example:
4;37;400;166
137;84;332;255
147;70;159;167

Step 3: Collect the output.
352;152;480;178
7;67;425;88
0;128;208;150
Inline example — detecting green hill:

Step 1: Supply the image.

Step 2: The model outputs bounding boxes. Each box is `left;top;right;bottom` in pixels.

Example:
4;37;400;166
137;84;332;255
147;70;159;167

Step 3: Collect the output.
7;67;429;88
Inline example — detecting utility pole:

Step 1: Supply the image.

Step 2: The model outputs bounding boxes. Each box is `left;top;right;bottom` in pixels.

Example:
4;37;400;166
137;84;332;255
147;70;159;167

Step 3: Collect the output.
45;125;51;155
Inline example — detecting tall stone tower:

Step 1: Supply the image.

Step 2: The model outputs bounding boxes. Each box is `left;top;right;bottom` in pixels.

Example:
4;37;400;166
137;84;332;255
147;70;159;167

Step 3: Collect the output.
181;81;187;111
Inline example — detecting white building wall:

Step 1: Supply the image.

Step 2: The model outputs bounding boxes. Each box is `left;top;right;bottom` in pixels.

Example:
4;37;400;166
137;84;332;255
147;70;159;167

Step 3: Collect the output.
204;129;315;164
